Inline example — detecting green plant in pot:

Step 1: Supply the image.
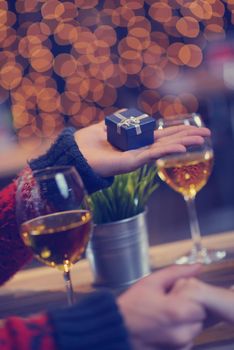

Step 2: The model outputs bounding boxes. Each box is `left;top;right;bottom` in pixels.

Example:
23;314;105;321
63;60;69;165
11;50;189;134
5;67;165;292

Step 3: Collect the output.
89;165;158;224
87;165;158;289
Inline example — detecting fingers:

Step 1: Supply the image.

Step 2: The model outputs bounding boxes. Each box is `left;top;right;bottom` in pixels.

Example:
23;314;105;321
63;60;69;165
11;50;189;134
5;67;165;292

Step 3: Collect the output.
200;284;234;323
183;300;206;322
163;322;203;349
171;278;234;324
130;339;155;350
165;296;206;323
178;342;194;350
171;278;188;294
143;264;202;291
171;277;207;306
125;143;186;170
154;125;211;140
147;143;186;159
133;133;209;167
120;125;211;173
157;134;206;146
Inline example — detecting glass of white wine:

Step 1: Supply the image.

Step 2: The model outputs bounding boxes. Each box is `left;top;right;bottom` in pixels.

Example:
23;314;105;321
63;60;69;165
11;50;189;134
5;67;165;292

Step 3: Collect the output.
16;166;92;305
156;113;226;264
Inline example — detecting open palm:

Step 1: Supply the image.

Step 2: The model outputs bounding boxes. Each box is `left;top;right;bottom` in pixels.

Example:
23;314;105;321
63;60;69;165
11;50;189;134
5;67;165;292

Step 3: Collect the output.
75;121;211;177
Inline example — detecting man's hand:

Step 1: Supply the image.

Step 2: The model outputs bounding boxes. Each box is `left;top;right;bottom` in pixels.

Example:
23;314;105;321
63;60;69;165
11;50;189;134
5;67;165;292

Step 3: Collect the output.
75;121;211;177
117;264;206;350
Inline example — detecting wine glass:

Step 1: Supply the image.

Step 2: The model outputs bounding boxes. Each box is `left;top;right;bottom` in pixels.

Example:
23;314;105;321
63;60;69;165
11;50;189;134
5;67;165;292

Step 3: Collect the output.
16;166;92;305
156;113;226;264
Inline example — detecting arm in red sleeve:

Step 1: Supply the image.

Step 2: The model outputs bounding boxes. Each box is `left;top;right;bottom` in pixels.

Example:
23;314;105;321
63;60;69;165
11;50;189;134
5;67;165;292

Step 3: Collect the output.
0;313;55;350
0;174;32;286
0;128;113;286
0;291;131;350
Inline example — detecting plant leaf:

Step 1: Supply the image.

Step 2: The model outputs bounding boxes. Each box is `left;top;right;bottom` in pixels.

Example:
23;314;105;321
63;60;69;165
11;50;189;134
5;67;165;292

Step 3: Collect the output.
89;164;159;224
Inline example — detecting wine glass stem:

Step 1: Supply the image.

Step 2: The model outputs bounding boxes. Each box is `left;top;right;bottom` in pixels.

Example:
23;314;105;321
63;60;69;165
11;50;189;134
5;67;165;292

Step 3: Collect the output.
185;197;203;253
63;270;74;306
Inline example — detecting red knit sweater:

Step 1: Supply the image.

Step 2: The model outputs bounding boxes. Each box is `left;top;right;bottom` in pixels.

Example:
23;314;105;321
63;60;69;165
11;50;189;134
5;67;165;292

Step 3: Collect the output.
0;168;127;350
0;176;32;286
0;314;55;350
0;168;56;350
0;129;116;350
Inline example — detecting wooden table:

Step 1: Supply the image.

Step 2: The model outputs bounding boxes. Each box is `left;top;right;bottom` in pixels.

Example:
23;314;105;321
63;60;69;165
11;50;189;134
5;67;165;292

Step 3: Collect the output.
1;231;234;349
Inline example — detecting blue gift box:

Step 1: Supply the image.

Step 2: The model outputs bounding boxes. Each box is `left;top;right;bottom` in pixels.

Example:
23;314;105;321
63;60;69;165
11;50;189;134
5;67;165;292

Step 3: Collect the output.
105;108;156;151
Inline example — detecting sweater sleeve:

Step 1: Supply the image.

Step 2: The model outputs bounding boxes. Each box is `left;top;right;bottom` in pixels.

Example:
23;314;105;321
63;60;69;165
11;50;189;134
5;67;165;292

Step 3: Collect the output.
29;127;114;194
0;313;55;350
49;291;131;350
0;291;131;350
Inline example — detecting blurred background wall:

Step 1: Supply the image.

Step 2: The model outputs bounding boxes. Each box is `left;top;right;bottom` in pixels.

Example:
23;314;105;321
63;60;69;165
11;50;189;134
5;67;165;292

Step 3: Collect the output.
1;0;234;245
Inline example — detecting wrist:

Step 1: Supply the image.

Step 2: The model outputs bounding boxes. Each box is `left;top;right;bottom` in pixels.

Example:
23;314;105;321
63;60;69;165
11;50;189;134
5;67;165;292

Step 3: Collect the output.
117;295;139;350
49;291;132;350
29;128;113;193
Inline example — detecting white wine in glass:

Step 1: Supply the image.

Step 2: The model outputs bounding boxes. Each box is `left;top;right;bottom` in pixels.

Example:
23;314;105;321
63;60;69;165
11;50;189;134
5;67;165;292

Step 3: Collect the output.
17;166;92;305
156;114;226;264
21;210;91;271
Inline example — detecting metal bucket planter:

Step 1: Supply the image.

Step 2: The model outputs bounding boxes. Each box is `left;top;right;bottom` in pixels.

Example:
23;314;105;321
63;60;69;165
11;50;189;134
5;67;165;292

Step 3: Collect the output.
86;211;150;289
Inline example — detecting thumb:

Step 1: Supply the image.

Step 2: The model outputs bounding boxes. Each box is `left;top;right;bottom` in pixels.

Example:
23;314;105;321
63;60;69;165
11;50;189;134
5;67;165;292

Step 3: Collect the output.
145;264;202;291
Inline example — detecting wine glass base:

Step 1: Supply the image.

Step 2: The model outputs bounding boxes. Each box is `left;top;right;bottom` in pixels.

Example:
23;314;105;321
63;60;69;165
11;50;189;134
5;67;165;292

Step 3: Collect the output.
175;248;226;265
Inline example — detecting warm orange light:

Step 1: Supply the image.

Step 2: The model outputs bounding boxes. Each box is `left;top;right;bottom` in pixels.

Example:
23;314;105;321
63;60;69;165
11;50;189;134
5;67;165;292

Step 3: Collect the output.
179;93;199;113
211;0;225;17
74;0;98;9
143;42;164;65
0;63;23;90
179;44;203;67
106;64;127;88
53;53;77;78
119;55;143;75
0;0;231;140
128;16;151;37
95;25;117;46
112;6;135;27
149;3;172;23
161;60;179;81
138;90;160;115
41;0;65;20
54;23;78;45
96;85;117;107
60;91;81;115
204;24;225;41
30;47;53;72
188;1;213;20
167;43;184;65
176;16;200;38
140;65;164;89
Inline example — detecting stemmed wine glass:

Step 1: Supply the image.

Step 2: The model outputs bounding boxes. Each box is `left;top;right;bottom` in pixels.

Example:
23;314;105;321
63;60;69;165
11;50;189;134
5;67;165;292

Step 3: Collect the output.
156;113;226;264
16;166;92;305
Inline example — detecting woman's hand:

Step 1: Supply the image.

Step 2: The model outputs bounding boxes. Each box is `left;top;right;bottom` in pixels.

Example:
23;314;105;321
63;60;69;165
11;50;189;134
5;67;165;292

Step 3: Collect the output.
75;120;211;177
171;277;234;324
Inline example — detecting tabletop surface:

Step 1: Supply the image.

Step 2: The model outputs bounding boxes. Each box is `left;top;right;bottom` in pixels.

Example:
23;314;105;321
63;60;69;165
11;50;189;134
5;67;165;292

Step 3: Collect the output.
1;231;234;350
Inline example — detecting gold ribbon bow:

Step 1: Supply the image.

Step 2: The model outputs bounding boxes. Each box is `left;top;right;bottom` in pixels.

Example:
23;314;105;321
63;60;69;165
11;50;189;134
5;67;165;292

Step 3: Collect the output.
114;109;149;135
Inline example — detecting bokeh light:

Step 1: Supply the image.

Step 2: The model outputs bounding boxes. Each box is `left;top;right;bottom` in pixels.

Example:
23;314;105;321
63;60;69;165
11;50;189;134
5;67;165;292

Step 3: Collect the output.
0;0;233;143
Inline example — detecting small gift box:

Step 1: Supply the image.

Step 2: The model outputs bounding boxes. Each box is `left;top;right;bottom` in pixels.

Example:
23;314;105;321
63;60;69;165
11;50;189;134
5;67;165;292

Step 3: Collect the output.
105;108;156;151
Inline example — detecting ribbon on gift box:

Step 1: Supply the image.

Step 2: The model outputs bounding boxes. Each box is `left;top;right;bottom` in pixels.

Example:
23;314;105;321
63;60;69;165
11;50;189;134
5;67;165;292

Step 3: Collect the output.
114;109;149;135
